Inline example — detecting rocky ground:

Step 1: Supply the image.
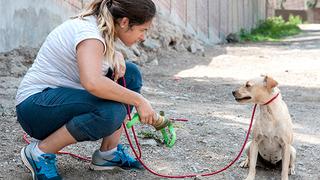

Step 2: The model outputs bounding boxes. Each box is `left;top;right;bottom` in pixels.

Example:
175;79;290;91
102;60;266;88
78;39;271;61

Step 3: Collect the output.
1;25;320;180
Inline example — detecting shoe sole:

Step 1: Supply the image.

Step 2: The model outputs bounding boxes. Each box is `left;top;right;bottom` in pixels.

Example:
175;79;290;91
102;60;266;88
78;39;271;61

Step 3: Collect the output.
89;163;142;171
21;147;36;180
89;163;119;171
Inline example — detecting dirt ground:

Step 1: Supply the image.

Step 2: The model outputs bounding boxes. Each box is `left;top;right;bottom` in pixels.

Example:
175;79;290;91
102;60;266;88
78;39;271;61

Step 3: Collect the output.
1;25;320;180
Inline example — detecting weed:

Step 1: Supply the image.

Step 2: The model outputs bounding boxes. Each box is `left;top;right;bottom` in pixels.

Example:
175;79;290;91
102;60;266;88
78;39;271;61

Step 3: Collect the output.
240;15;302;42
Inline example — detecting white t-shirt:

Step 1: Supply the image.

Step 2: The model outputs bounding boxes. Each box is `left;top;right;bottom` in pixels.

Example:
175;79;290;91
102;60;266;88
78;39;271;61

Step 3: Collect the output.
16;16;109;105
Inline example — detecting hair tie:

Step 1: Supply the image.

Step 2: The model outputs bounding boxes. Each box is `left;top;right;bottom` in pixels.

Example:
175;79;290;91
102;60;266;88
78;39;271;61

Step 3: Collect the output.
106;0;113;8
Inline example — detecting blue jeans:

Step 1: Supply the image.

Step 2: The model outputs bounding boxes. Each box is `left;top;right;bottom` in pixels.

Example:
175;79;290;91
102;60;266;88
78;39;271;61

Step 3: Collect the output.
16;62;142;142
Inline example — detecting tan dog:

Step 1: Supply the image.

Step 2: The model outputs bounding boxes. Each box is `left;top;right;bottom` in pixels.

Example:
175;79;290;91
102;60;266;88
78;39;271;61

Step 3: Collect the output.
232;75;296;180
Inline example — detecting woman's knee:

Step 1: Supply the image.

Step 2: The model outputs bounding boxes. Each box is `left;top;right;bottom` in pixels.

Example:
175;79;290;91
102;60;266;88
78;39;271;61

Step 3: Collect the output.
67;102;127;142
97;102;127;129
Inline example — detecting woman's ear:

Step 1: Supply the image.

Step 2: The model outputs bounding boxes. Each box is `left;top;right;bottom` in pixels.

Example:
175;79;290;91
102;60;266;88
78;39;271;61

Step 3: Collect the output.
118;17;129;29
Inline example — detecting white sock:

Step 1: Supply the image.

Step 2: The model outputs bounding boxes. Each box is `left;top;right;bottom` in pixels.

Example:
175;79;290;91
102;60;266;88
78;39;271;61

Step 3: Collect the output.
32;142;46;157
98;147;117;158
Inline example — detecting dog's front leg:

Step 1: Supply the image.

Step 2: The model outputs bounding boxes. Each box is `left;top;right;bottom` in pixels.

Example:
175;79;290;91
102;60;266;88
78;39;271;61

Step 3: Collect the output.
289;145;296;175
240;141;251;168
279;143;291;180
245;140;259;180
281;144;291;180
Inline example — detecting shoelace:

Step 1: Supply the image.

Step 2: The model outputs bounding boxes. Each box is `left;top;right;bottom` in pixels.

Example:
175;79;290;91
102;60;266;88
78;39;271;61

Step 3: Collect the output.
38;154;59;178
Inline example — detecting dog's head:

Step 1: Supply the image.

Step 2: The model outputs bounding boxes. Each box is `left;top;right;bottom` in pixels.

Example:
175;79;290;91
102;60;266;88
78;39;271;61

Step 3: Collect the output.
232;75;278;104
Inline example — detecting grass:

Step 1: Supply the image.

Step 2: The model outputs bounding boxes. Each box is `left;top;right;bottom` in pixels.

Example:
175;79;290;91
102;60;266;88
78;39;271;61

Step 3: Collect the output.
240;15;302;42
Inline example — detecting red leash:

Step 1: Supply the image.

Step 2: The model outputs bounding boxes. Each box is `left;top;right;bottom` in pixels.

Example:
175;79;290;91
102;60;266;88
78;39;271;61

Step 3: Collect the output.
23;76;275;178
123;105;256;178
122;78;257;178
22;103;256;178
23;133;91;162
263;93;280;105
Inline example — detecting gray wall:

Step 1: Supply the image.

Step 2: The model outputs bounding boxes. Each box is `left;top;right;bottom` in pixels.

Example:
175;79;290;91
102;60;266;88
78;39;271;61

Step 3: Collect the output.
1;0;269;53
0;0;78;52
154;0;267;44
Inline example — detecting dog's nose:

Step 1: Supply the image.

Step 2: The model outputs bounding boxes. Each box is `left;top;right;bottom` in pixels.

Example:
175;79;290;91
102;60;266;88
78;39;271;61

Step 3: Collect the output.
232;91;236;96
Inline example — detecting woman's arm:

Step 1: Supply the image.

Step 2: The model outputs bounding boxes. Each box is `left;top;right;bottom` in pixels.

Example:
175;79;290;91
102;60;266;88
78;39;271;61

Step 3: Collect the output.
76;39;155;124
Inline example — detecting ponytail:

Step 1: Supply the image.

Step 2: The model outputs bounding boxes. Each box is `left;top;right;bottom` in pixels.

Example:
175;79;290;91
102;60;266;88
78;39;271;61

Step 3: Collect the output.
76;0;116;68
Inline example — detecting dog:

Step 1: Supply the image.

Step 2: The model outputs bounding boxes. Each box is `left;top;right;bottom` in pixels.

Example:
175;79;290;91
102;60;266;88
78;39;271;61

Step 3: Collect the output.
232;75;296;180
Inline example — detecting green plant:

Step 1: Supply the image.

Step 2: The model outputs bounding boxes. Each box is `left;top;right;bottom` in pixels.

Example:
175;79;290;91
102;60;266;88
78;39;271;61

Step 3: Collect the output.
138;130;163;143
240;15;302;42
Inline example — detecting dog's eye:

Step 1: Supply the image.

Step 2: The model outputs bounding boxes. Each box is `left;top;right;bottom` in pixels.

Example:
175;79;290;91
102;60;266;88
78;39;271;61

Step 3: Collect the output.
245;84;251;88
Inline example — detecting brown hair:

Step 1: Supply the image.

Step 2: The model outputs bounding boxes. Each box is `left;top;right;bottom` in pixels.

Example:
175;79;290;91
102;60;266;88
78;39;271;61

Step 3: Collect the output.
77;0;156;68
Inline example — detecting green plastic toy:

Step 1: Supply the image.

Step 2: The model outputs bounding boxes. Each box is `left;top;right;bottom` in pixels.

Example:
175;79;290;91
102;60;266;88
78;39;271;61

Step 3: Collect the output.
126;112;176;148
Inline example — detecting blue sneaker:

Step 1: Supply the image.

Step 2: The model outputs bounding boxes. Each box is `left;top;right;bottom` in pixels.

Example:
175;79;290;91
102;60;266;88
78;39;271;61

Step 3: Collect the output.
20;142;62;180
90;144;143;170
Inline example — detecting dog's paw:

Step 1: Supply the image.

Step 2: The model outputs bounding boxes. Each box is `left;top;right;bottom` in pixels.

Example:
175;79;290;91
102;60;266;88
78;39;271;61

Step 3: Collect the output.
289;167;296;175
240;159;249;168
245;177;254;180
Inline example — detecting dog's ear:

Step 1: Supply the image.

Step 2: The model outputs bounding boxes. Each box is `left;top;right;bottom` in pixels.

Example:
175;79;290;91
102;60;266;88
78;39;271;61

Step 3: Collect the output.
264;76;278;90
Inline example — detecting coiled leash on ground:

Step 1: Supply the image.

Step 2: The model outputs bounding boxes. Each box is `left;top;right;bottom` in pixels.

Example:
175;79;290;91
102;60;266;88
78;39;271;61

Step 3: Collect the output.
23;76;256;178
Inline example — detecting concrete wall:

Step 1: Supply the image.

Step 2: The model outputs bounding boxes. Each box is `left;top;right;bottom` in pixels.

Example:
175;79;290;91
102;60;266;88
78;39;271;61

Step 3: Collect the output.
282;0;306;10
1;0;268;53
307;8;320;23
154;0;267;43
275;9;308;21
271;0;320;10
268;0;320;23
0;0;80;52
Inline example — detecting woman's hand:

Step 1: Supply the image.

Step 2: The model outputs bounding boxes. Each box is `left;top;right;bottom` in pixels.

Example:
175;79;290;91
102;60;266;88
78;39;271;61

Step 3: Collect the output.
113;51;126;82
135;96;157;125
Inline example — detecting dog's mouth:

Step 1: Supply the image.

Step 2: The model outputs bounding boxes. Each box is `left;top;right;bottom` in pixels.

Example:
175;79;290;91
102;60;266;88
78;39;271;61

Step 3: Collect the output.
235;96;252;102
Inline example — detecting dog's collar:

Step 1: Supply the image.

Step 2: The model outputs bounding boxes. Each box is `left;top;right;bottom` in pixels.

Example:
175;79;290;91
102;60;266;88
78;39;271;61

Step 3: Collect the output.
263;93;280;105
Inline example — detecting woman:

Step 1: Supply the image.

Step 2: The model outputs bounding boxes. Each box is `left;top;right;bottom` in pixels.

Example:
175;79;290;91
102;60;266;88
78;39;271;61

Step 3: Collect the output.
15;0;157;179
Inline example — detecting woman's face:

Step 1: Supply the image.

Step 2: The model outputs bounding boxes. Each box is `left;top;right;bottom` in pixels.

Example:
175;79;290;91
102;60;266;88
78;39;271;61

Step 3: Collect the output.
116;18;153;47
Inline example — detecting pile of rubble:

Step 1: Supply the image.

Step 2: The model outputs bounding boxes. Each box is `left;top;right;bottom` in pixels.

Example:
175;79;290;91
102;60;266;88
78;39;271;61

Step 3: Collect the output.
116;12;205;66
